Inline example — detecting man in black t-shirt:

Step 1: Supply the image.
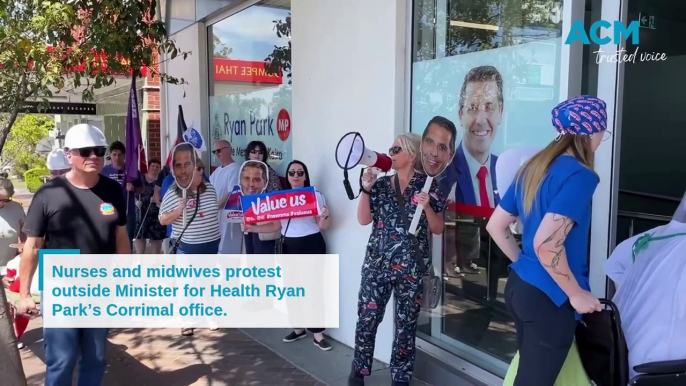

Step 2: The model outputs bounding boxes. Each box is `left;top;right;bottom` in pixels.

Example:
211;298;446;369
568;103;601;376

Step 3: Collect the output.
17;123;130;386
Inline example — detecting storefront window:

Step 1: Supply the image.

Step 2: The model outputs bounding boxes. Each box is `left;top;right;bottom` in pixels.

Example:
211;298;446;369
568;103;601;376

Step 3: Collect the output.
410;0;564;375
208;0;292;178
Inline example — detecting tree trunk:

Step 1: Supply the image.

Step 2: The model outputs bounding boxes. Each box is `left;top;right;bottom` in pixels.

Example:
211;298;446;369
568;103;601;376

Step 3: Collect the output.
0;105;21;156
0;289;27;385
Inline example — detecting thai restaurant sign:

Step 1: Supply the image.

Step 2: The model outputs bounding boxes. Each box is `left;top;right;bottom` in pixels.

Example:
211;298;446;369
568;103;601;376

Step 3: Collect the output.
213;58;283;84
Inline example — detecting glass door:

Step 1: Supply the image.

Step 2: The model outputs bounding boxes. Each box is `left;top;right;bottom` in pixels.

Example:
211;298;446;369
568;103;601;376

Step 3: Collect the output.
584;0;626;297
408;0;592;381
609;0;686;296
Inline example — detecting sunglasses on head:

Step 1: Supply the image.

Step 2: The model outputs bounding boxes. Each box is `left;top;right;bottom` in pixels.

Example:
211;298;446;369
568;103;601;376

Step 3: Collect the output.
74;147;107;158
288;170;305;177
389;146;402;156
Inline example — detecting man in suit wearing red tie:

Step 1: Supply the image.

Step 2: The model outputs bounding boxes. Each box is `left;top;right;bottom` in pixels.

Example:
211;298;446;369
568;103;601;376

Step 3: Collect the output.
439;65;503;208
440;65;504;277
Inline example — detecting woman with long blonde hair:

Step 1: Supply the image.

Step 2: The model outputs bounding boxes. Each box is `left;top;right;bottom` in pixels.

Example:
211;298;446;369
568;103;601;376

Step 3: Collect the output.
486;96;609;385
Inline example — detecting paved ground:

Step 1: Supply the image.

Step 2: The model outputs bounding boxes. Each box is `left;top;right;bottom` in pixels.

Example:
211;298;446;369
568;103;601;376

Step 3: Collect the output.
20;319;327;386
13;187;435;386
13;187;33;211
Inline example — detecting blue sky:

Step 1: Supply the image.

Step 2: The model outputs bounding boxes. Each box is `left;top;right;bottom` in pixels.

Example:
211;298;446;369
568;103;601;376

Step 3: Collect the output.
212;5;290;62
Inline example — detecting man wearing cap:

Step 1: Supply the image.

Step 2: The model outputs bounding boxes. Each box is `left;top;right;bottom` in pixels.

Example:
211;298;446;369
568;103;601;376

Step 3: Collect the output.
16;123;130;386
46;149;71;178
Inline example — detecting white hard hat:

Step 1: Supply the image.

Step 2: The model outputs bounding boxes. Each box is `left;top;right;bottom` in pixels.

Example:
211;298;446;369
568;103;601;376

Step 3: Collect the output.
63;123;107;149
46;149;70;171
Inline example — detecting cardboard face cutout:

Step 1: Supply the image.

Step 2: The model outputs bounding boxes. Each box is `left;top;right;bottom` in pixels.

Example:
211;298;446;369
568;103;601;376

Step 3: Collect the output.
420;119;456;178
407;117;457;234
238;160;270;196
171;143;198;191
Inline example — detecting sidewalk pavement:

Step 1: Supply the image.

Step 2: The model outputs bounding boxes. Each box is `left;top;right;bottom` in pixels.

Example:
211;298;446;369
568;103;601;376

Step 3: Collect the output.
20;318;326;386
13;188;33;211
20;319;434;386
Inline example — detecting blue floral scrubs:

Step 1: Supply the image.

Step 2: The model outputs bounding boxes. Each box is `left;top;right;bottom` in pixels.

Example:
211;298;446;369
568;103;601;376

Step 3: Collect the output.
351;172;447;384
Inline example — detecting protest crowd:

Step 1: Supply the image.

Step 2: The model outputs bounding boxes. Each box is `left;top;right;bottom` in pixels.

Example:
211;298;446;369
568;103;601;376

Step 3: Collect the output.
1;94;686;386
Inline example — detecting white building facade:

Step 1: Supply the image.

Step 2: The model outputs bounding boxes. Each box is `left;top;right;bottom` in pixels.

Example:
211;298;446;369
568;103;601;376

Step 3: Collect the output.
159;0;685;384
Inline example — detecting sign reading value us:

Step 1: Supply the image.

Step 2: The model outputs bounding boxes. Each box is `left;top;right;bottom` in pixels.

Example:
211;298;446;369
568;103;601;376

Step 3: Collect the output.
241;187;320;225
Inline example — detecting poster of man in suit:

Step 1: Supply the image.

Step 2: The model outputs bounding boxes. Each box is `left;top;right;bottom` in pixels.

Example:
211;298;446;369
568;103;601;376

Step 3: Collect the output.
438;65;504;279
440;65;503;208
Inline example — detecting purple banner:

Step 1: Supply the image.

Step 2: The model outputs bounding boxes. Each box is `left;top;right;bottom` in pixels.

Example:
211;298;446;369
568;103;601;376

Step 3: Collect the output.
125;75;142;184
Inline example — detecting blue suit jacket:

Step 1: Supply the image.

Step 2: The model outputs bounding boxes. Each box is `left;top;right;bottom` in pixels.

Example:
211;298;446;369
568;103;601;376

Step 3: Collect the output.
439;142;500;207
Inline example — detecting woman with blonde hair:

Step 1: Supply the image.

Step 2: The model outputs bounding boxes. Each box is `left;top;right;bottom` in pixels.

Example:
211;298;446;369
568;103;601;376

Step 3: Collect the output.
486;95;609;385
349;119;453;386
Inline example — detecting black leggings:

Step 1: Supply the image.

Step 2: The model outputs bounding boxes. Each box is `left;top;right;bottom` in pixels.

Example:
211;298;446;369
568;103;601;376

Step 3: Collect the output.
505;270;577;386
284;232;326;334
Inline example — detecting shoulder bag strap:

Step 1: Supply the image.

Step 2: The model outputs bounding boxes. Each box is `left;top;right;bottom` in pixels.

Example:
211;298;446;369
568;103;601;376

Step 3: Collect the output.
393;174;427;273
173;190;200;251
283;219;292;238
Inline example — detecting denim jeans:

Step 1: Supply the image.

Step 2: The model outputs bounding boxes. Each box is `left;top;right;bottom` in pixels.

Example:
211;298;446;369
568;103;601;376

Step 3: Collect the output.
44;327;109;386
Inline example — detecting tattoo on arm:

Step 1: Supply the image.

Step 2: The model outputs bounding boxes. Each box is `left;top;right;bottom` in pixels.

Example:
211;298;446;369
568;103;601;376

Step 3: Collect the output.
536;214;574;281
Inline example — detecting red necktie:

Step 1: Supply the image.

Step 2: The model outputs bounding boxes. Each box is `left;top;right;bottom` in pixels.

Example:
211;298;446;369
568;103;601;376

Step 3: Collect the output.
477;166;491;208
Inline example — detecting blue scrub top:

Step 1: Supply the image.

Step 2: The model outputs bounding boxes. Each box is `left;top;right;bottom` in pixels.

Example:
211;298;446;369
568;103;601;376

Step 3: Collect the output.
499;155;599;316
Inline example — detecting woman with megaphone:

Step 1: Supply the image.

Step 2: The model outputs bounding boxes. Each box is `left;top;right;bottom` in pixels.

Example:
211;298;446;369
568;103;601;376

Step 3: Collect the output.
486;95;608;385
349;132;448;386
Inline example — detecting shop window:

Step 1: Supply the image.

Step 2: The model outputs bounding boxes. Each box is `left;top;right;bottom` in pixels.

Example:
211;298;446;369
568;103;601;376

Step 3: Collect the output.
207;0;292;178
410;0;564;376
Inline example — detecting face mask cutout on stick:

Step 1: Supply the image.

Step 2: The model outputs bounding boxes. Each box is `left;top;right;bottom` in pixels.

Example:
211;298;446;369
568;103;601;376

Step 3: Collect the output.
171;143;198;227
238;160;270;234
239;160;270;196
408;117;457;235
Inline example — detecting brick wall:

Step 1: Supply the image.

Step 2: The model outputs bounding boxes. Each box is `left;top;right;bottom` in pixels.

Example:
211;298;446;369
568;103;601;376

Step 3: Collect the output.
145;50;162;162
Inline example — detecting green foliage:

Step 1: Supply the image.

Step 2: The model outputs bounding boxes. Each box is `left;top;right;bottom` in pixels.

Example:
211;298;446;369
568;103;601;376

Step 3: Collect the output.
213;35;233;58
0;0;189;154
24;167;49;193
264;14;291;85
3;114;52;178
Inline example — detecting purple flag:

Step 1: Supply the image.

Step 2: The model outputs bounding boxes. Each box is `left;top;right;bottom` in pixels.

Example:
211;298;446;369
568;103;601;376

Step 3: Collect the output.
124;74;143;185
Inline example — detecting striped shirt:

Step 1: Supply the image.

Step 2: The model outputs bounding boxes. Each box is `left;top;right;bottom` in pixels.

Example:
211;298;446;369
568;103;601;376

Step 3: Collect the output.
159;183;221;244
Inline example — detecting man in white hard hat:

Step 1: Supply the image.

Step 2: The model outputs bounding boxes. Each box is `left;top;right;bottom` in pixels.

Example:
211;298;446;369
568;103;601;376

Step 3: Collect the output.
46;148;71;178
17;123;130;386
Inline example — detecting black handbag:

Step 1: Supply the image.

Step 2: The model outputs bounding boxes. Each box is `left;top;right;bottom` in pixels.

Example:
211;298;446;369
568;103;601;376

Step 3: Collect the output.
274;219;291;254
575;298;629;386
169;190;200;255
392;175;441;310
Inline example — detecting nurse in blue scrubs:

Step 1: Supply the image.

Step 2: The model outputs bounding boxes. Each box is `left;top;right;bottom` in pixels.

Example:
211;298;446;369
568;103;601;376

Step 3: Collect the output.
486;95;609;385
